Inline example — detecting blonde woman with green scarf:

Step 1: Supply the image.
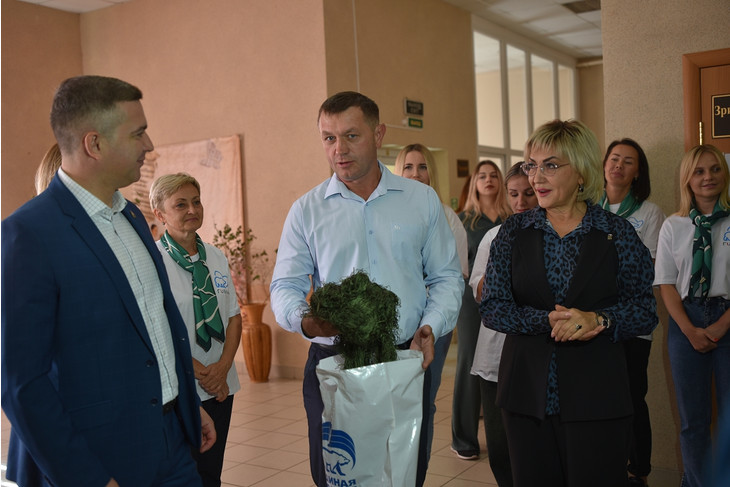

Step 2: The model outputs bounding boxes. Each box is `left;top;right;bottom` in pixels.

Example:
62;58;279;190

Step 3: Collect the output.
655;144;730;487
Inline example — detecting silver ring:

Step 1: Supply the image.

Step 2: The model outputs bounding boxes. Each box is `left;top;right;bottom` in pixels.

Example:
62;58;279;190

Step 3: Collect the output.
575;323;582;331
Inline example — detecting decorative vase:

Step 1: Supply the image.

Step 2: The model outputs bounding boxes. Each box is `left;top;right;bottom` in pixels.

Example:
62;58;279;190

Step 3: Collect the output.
239;303;272;383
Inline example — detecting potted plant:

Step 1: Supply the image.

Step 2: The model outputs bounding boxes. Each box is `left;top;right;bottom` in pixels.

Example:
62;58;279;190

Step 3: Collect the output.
212;224;272;382
212;224;270;305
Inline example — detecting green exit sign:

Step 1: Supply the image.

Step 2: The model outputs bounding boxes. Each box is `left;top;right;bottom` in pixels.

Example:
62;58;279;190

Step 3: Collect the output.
408;118;423;129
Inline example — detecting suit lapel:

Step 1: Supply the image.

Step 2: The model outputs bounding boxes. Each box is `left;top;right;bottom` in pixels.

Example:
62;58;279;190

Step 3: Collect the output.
49;178;155;353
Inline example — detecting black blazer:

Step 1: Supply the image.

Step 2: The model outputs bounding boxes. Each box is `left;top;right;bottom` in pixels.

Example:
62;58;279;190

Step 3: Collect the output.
496;225;632;422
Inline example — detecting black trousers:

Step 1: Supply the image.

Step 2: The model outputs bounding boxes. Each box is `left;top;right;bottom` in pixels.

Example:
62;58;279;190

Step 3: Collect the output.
502;411;632;487
192;395;234;487
303;342;431;487
623;337;652;477
479;379;513;487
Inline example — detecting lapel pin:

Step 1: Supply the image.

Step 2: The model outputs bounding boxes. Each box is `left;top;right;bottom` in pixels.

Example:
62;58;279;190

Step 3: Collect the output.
130;210;136;218
607;233;613;240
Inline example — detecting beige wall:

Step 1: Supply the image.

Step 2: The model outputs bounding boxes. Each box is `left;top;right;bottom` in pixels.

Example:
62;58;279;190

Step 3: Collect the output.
578;60;605;152
1;0;82;215
324;0;477;200
78;0;331;378
603;0;730;473
603;0;729;215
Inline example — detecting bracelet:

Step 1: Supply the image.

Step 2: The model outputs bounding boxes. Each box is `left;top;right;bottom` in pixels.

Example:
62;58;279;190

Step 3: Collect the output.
594;311;611;330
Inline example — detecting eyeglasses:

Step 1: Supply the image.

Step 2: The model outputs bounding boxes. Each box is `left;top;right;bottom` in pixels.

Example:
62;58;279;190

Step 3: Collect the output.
521;161;569;177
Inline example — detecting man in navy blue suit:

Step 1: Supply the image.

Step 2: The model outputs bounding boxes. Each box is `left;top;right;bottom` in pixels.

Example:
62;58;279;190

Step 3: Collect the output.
1;75;216;487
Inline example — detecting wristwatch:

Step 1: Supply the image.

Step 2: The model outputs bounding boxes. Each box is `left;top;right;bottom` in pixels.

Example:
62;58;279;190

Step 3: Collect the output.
595;311;611;330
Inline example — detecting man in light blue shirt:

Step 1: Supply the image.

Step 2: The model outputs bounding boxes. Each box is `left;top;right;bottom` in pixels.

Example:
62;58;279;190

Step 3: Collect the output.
270;91;463;487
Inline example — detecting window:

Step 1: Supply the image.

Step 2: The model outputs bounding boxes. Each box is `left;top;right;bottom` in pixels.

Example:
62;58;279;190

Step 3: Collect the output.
532;54;555;127
473;24;577;174
474;34;503;148
507;45;528;152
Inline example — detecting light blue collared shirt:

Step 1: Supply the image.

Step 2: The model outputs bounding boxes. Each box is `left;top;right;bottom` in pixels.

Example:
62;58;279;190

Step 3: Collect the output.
57;169;179;403
270;162;463;345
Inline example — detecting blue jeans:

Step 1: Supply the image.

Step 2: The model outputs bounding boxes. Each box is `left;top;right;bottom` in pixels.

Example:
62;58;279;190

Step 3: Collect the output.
667;297;730;487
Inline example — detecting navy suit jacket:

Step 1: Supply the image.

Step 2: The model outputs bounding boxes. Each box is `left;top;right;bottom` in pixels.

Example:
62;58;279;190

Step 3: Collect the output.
1;176;201;487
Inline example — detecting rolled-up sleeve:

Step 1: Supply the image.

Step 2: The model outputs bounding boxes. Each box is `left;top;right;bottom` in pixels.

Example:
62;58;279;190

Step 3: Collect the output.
270;201;313;337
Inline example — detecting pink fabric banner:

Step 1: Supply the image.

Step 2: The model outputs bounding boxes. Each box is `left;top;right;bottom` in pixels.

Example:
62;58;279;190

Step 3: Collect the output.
121;135;244;243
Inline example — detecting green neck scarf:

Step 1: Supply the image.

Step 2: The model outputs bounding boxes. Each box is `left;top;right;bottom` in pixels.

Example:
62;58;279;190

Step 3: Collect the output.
599;190;642;218
160;231;225;351
689;201;729;300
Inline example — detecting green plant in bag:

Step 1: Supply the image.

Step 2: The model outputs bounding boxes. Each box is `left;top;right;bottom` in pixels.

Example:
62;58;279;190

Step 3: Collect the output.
307;271;400;369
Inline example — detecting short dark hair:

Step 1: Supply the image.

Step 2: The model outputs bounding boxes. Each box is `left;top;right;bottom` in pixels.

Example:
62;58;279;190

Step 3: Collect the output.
50;75;143;154
602;138;651;202
317;91;379;128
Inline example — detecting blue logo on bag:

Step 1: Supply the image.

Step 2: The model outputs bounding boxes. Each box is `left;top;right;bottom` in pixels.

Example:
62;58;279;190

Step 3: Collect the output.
323;422;357;485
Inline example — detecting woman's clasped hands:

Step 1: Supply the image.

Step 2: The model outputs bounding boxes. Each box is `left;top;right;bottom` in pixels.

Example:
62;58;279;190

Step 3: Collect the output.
549;304;605;342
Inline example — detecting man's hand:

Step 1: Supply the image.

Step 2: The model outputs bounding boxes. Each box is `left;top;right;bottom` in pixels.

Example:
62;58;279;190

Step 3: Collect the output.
301;315;339;338
410;325;435;369
199;407;216;453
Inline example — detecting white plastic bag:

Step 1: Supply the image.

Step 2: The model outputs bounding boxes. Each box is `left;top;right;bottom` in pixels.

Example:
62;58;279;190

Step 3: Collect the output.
316;349;424;487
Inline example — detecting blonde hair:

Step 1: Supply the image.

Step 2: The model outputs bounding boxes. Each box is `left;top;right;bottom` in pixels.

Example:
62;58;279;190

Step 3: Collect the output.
461;160;511;229
677;144;730;216
393;143;440;194
35;143;62;195
149;172;201;211
524;119;603;204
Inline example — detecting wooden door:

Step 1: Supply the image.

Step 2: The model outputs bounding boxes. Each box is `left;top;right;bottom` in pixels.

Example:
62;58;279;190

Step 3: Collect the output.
683;48;730;152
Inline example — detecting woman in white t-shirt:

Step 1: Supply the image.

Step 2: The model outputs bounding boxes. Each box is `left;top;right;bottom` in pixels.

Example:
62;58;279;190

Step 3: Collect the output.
654;145;730;487
469;161;537;487
394;143;468;462
598;138;665;487
150;173;242;487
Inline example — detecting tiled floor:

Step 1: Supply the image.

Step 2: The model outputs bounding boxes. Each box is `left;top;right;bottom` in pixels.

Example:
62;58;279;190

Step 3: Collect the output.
1;346;680;486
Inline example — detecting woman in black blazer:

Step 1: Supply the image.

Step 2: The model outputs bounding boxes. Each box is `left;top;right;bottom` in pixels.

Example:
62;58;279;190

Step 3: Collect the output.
479;120;658;487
